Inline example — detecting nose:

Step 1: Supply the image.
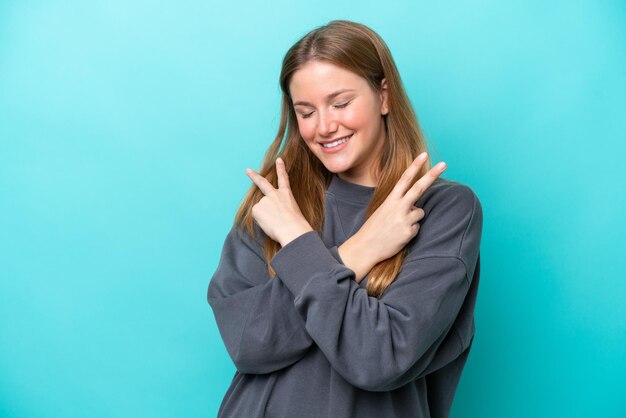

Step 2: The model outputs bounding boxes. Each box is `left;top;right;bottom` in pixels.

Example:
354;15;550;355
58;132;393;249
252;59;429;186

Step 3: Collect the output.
317;109;338;138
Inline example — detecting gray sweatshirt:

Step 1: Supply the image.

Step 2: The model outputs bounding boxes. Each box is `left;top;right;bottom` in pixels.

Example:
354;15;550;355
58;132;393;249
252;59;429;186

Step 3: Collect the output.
208;173;483;418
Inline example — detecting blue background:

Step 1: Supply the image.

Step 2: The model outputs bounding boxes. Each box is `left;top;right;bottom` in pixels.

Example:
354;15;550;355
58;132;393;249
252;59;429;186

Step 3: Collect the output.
1;1;624;417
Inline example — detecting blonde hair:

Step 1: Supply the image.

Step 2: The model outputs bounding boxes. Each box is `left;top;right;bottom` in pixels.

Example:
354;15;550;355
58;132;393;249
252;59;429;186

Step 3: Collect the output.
233;20;432;298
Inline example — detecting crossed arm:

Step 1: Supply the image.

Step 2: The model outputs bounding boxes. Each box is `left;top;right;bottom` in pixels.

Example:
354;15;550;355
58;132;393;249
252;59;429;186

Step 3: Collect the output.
207;185;482;391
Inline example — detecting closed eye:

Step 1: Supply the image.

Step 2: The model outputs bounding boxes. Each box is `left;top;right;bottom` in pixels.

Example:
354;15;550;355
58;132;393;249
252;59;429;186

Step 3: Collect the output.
334;101;351;109
299;101;352;119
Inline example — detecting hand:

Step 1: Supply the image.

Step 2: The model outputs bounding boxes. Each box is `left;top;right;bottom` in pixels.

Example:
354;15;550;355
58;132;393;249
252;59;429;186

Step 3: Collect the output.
246;158;314;247
348;152;446;267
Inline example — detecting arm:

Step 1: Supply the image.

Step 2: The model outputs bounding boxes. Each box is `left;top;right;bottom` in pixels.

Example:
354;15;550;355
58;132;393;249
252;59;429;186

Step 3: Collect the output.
337;236;378;284
269;184;483;391
208;224;319;374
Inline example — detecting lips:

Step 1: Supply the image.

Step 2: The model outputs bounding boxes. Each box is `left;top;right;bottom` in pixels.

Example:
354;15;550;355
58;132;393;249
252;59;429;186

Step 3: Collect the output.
319;134;353;145
320;134;353;146
319;133;353;153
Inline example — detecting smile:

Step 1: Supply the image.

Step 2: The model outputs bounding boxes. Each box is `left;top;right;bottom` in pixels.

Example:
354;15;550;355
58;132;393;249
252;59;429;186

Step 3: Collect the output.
321;134;353;149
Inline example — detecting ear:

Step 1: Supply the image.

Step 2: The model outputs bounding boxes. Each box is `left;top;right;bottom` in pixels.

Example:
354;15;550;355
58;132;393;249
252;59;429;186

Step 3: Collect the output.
380;78;389;115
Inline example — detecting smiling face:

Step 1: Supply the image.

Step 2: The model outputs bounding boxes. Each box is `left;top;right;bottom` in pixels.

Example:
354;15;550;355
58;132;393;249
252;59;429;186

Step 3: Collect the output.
288;60;389;186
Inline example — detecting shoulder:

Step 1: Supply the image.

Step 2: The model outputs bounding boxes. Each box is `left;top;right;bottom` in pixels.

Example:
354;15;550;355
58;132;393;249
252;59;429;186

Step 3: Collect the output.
225;221;269;262
416;177;481;220
405;177;483;264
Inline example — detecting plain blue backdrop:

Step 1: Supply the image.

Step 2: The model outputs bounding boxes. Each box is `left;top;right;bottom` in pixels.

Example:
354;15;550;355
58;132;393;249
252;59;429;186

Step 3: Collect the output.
1;1;625;417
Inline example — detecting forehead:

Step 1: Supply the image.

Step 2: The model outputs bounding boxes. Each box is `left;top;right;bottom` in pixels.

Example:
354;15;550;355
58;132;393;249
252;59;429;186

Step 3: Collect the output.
289;61;367;99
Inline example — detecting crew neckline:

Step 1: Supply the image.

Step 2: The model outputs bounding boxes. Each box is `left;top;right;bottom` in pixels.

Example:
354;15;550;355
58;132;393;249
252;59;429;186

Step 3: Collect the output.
327;173;376;204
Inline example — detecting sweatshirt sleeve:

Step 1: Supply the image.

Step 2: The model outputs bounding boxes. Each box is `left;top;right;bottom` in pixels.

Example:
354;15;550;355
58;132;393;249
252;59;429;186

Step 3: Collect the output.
269;184;483;391
207;223;315;374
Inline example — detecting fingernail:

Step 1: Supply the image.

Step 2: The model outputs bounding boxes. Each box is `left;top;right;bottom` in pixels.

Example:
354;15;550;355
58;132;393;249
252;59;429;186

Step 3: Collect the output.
245;168;252;174
277;157;283;164
418;152;428;161
438;162;447;171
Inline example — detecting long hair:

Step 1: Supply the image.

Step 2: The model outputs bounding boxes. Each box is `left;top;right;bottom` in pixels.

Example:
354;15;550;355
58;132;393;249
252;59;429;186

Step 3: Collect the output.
233;19;432;298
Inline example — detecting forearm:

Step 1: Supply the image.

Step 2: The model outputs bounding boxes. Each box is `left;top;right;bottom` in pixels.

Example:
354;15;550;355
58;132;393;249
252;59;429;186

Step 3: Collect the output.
270;230;476;392
337;232;379;283
208;226;314;374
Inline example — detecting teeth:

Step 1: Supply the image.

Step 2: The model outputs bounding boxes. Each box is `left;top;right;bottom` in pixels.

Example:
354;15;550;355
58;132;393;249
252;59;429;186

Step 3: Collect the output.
322;135;351;148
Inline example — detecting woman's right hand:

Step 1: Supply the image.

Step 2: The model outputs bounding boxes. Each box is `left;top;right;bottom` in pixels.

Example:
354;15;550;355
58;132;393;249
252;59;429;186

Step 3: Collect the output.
345;153;447;274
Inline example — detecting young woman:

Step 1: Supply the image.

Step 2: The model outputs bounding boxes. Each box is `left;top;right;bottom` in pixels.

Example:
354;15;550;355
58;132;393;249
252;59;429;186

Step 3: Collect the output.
208;20;483;418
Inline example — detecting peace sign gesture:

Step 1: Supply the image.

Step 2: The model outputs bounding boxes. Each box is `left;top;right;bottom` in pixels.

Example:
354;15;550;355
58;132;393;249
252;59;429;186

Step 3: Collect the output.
342;152;446;269
246;158;314;247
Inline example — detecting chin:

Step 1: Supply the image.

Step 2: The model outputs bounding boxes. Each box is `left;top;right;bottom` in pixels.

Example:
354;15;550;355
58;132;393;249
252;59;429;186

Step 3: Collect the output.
320;161;351;174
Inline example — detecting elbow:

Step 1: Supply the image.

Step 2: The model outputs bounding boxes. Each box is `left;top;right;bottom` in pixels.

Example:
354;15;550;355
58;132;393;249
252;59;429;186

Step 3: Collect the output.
349;379;389;393
231;345;309;375
345;334;467;391
231;354;294;375
229;345;270;375
345;372;399;392
231;355;265;375
339;363;415;392
227;346;271;374
338;351;437;392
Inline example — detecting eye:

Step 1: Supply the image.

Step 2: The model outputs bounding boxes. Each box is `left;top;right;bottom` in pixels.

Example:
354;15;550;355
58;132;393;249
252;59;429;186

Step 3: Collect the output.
298;100;351;119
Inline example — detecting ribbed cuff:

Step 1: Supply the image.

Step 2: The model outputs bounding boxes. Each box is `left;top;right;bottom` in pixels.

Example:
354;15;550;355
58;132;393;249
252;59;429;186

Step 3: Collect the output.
270;230;345;296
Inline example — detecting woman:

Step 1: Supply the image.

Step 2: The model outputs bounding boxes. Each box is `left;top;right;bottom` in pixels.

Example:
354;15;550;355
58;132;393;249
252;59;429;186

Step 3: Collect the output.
208;19;483;418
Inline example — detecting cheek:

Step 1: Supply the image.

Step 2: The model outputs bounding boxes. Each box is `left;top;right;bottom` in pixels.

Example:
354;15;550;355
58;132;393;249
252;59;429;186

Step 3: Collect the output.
342;106;369;129
298;120;317;142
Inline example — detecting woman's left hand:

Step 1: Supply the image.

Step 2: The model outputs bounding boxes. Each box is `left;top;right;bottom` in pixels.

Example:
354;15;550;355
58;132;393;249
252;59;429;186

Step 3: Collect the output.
246;158;314;247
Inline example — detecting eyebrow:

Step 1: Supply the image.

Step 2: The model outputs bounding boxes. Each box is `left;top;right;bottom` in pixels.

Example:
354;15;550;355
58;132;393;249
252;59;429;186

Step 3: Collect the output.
292;89;356;107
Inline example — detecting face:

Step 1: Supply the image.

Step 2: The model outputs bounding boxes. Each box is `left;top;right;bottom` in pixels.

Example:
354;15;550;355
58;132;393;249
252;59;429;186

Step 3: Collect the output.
288;60;388;186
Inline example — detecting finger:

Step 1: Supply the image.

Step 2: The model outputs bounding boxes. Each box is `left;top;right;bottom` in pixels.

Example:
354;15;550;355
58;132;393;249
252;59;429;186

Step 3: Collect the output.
391;152;429;198
404;162;447;203
408;208;425;230
246;167;276;196
409;207;425;223
276;157;291;190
